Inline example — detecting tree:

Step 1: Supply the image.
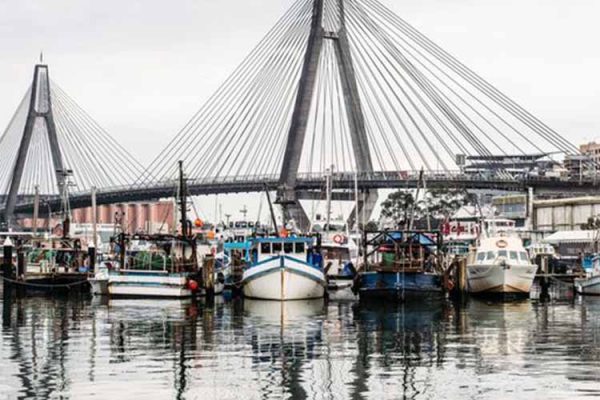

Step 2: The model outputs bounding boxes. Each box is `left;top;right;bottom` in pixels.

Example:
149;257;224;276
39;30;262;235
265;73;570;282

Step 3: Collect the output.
421;188;478;219
581;216;600;230
380;188;477;228
360;220;380;231
380;191;416;228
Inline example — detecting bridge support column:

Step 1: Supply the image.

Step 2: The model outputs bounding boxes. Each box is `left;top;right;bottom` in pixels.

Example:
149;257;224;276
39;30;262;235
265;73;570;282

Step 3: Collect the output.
277;0;324;230
3;65;64;228
278;0;378;231
334;1;377;226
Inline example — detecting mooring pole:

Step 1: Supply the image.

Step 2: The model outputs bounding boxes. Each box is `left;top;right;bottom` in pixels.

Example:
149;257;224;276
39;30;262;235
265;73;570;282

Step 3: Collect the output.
88;244;96;275
16;239;25;279
3;237;14;281
540;255;550;301
457;257;468;300
203;255;215;299
90;186;97;274
32;185;40;236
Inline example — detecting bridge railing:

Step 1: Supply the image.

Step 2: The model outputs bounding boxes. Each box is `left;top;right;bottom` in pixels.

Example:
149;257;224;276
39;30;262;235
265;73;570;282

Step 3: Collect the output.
14;169;597;206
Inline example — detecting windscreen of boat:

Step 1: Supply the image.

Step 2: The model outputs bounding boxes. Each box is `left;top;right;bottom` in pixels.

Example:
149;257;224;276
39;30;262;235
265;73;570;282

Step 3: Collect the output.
476;252;486;263
323;247;350;260
260;242;271;254
272;242;282;253
519;251;529;263
295;242;305;253
284;242;294;254
498;250;508;258
510;251;518;261
486;251;495;260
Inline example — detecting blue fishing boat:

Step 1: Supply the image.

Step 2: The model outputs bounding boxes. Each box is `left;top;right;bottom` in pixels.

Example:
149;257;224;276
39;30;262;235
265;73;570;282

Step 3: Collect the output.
355;230;444;300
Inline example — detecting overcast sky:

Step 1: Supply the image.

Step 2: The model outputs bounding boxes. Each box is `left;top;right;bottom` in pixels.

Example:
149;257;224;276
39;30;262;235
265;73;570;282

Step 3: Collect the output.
1;0;599;221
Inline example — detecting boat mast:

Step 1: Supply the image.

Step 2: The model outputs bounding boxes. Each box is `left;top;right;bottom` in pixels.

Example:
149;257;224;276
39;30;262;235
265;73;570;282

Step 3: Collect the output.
325;165;332;232
178;160;188;238
59;168;73;238
264;184;279;236
354;170;359;233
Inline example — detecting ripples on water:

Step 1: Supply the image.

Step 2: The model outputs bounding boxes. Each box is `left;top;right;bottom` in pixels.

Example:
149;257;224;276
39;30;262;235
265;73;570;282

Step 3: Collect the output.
1;286;599;400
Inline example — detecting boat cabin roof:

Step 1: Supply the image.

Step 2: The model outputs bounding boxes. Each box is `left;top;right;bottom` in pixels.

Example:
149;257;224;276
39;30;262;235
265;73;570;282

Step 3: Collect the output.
224;236;314;251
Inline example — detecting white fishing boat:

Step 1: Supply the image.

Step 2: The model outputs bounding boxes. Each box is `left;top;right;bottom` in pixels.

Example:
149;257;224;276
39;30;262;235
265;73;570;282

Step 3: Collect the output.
574;255;600;295
90;235;201;298
228;237;326;300
467;219;537;295
90;162;202;299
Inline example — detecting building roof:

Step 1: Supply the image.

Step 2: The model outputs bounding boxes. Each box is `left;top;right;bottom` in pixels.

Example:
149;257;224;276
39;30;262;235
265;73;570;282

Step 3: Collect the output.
542;230;598;244
534;196;600;207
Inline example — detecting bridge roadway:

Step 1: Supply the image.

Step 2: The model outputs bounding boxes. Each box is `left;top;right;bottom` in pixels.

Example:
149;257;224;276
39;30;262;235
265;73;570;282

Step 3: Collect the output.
6;171;600;216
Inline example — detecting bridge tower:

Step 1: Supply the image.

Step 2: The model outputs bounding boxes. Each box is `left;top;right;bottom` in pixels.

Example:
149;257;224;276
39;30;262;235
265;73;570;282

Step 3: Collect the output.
3;64;65;227
278;0;377;229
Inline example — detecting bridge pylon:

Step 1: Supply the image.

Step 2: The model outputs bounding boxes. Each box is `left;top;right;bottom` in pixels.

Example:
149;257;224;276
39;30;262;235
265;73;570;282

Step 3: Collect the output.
3;65;65;227
277;0;377;230
0;64;145;227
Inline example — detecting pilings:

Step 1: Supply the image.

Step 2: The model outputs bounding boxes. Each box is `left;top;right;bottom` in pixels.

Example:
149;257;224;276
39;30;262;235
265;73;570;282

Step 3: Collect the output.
539;255;550;301
456;257;468;299
3;238;14;281
202;256;215;299
88;245;96;274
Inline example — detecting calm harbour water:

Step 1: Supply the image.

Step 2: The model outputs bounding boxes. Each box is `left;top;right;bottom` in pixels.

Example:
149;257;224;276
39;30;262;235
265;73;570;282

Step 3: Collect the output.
1;287;599;400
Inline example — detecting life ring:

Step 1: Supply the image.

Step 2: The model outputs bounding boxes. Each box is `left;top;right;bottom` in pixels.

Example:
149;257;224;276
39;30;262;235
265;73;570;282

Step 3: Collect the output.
496;239;508;248
333;234;344;244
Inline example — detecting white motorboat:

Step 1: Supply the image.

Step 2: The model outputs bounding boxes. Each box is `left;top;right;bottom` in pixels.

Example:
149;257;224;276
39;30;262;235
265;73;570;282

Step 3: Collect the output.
467;234;537;296
228;237;326;301
575;255;600;295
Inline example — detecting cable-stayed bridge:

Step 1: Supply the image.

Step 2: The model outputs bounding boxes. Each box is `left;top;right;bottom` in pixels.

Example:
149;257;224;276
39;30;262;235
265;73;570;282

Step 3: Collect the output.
0;0;596;227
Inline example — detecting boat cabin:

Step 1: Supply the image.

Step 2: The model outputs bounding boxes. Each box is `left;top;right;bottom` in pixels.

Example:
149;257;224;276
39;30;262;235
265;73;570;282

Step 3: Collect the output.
363;231;442;274
224;237;322;268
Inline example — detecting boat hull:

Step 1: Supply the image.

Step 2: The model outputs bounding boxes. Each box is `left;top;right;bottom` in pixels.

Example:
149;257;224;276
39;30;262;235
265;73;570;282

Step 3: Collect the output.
242;256;326;300
467;264;536;295
90;278;109;295
357;271;443;300
100;272;193;298
575;275;600;295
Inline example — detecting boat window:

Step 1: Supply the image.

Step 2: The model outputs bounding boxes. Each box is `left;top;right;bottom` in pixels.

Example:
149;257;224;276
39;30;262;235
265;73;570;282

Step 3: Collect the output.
510;251;518;261
272;242;282;253
284;242;294;254
476;252;486;263
260;242;271;254
486;251;495;260
295;242;305;253
498;250;508;258
519;252;528;262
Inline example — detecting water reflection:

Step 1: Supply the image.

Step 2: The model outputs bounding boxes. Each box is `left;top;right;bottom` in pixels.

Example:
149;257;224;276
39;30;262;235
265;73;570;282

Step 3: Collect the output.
1;288;599;399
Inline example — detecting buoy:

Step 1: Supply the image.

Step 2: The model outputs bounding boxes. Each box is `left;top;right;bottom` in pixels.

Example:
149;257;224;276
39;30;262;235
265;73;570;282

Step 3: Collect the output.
187;279;199;291
194;218;203;228
280;228;289;238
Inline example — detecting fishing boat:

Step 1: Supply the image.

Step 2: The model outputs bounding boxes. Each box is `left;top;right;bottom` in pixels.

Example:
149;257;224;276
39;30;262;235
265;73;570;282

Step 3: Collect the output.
356;230;444;300
226;236;326;300
574;255;600;295
90;161;202;298
90;233;201;298
467;222;537;296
